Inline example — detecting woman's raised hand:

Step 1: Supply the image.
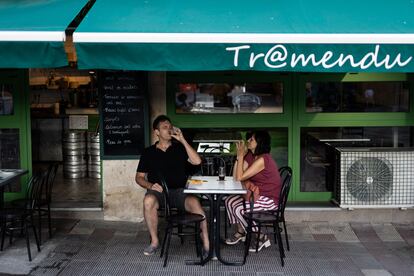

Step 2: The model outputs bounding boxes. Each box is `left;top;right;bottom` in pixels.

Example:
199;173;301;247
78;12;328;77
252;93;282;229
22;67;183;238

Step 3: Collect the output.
236;140;247;158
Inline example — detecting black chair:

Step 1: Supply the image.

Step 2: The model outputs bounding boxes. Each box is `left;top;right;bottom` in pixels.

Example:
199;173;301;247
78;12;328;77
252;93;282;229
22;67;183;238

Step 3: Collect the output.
158;175;206;267
242;166;293;267
36;163;58;244
278;166;293;251
0;173;42;261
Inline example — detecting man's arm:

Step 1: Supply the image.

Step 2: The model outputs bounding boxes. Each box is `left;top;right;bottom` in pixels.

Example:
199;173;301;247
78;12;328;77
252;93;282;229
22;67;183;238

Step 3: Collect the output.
135;172;163;192
171;128;202;165
181;138;202;165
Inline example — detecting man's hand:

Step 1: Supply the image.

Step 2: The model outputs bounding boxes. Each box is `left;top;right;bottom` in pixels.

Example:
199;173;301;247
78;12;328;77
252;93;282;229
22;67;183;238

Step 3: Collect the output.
171;126;185;143
151;183;163;193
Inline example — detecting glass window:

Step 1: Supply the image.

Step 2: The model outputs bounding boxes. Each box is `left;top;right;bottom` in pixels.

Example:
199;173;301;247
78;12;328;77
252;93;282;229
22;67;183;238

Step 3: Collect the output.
305;81;409;113
175;82;283;114
182;128;288;176
0;84;13;115
300;127;414;192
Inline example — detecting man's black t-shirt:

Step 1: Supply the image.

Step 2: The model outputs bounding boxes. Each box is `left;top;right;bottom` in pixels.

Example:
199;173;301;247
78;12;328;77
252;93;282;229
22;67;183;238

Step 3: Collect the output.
137;141;189;189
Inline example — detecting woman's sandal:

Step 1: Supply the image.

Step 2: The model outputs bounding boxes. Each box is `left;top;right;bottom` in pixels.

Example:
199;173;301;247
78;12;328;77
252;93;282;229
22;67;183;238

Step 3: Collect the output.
225;231;246;245
249;234;271;252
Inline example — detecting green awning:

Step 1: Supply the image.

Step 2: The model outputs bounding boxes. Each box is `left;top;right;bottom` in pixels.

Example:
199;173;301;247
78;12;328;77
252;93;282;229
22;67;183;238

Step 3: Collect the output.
0;0;88;68
74;0;414;72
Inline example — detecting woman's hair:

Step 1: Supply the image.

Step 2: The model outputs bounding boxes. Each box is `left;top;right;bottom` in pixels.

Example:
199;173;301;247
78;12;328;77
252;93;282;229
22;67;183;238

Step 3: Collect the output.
252;130;271;155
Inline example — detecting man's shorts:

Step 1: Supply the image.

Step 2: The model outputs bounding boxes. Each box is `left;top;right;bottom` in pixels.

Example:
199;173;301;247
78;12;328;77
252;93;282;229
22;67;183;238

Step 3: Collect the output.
146;188;188;212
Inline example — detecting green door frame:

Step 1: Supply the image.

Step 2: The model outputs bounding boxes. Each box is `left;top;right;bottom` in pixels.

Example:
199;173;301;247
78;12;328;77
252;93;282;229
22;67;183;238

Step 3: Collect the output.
166;72;414;202
0;69;32;202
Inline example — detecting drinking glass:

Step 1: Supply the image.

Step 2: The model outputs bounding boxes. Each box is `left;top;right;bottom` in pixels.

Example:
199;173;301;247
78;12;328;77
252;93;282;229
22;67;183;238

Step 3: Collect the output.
218;166;226;181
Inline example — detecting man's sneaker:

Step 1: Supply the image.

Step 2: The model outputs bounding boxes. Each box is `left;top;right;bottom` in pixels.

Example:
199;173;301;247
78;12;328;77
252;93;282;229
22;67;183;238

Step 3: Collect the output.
143;244;159;256
249;236;271;252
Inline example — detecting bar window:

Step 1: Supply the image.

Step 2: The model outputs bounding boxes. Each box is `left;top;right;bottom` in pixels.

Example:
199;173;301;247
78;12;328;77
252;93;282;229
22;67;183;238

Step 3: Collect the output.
0;84;13;115
305;81;409;113
175;82;283;114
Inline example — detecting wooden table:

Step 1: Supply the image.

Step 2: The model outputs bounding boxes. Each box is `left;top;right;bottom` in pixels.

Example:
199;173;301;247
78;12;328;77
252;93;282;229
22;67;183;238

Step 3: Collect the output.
184;176;246;266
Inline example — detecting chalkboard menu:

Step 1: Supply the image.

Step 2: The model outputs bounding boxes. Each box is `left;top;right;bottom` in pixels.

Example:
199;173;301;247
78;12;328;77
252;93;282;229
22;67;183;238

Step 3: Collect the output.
0;128;20;168
99;71;148;158
0;129;21;191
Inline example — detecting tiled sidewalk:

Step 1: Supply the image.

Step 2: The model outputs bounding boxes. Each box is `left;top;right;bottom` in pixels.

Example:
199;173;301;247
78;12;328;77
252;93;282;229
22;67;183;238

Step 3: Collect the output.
1;219;413;276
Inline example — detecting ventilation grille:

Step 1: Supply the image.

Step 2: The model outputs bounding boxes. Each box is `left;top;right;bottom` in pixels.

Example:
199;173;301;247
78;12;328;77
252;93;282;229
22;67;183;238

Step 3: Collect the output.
334;149;414;208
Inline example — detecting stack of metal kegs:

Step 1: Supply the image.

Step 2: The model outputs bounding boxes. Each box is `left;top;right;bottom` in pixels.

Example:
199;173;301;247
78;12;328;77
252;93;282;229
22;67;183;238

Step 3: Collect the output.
87;132;101;178
62;131;87;178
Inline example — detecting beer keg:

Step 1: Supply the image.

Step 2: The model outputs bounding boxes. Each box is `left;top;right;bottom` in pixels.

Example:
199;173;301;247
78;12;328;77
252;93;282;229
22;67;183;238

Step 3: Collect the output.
63;131;86;178
87;132;101;178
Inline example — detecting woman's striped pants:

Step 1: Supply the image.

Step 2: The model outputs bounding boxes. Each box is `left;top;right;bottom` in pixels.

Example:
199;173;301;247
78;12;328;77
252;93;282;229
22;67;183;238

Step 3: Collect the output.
225;195;277;232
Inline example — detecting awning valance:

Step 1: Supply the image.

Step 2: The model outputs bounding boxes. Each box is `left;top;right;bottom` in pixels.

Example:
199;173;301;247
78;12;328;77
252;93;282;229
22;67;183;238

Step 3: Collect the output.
0;0;88;68
74;0;414;72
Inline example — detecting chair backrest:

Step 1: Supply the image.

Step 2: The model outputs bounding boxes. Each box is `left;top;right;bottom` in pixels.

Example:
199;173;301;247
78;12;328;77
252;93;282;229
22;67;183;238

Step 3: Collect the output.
45;163;58;201
246;166;292;214
157;173;171;218
277;166;293;216
24;172;44;212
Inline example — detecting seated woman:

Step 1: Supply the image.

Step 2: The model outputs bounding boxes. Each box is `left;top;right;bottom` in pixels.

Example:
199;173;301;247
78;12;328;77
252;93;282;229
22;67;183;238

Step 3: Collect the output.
224;130;281;252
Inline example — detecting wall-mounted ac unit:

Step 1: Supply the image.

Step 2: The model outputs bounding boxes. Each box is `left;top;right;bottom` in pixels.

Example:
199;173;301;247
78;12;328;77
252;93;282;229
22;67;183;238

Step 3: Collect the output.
333;148;414;209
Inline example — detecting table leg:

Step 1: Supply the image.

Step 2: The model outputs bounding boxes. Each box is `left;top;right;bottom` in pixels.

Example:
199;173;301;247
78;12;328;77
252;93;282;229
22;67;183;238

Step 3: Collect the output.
214;194;244;266
186;193;244;266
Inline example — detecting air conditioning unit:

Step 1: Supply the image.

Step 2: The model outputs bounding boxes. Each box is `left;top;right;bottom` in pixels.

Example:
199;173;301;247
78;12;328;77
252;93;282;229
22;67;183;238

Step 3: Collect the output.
333;147;414;209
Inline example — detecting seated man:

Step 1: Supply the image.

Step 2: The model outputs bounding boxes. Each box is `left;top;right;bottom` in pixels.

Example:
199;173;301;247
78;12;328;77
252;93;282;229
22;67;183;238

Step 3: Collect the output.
135;115;209;256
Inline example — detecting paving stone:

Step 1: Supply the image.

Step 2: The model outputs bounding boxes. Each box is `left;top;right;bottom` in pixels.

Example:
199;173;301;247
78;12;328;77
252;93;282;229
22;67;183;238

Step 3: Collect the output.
288;224;314;241
350;223;382;242
304;258;336;276
350;255;383;270
57;260;97;276
329;257;364;276
69;226;94;236
332;223;360;242
394;225;414;245
312;234;337;241
372;224;404;242
88;228;115;242
361;269;393;276
308;222;335;234
0;220;408;276
372;253;414;275
339;243;370;256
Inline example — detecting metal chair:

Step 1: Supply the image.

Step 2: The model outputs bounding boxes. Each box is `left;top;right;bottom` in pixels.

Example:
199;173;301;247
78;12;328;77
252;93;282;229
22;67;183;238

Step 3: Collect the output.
277;166;293;250
158;175;206;267
0;173;42;261
36;163;58;244
242;166;293;267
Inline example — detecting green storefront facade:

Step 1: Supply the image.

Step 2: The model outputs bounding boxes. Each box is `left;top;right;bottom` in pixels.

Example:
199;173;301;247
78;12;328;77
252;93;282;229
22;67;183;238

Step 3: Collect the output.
1;0;414;212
